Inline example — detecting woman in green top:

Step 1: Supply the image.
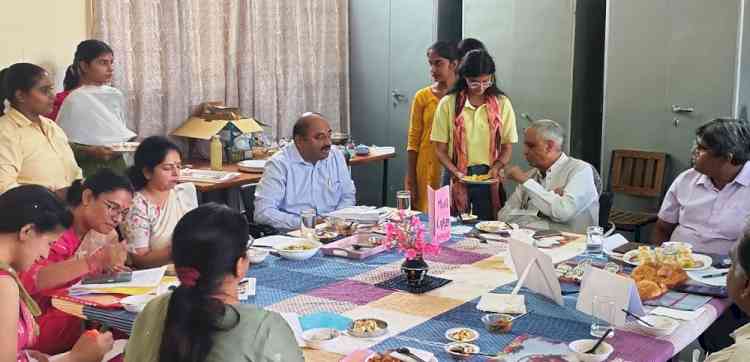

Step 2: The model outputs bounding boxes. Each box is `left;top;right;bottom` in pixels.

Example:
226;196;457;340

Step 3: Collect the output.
125;203;303;362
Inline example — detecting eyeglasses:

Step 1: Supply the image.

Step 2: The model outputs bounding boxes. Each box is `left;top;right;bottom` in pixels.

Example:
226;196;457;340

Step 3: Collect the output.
103;200;129;220
466;79;493;89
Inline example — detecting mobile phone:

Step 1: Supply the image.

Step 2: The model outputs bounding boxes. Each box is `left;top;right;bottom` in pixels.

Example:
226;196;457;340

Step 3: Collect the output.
612;242;648;255
81;272;132;285
673;283;728;298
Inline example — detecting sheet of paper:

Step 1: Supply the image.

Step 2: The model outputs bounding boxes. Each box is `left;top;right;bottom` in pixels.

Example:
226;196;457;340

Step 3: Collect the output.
508;238;563;305
70;266;167;292
603;233;629;254
650;306;706;321
476;293;527;314
428;185;451;244
577;267;645;326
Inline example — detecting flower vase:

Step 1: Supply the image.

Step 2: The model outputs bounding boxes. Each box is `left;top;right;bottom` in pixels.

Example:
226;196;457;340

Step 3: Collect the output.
401;256;429;287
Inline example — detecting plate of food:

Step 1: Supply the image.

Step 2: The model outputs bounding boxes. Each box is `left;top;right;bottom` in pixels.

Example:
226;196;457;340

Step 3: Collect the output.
348;318;388;338
315;230;339;243
273;240;322;261
444;343;480;360
445;327;479;342
622;246;711;271
108;141;140;153
476;221;516;233
462;174;497;184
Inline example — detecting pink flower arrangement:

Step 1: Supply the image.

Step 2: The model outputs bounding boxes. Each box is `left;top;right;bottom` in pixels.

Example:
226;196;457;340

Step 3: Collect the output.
382;210;440;260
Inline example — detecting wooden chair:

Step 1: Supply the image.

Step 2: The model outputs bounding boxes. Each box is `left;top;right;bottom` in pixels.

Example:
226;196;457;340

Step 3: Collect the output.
606;150;668;242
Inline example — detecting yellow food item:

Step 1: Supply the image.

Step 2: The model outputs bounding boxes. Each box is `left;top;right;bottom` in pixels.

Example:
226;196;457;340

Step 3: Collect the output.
450;329;475;341
464;174;492;182
352;319;380;334
637;246;654;264
283;244;313;251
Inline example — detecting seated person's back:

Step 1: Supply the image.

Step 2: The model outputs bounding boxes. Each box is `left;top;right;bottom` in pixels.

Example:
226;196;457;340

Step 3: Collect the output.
499;119;599;233
254;112;355;231
652;118;750;255
125;203;304;362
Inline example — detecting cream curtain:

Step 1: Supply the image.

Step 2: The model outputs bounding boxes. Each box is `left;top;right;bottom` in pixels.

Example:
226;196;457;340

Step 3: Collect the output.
92;0;350;139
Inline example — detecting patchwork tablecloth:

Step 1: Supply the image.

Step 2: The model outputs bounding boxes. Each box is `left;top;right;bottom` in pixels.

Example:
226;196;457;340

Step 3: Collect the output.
70;232;729;361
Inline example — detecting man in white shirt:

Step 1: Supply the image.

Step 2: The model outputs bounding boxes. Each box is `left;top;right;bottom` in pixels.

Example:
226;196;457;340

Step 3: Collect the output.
705;225;750;362
498;119;599;233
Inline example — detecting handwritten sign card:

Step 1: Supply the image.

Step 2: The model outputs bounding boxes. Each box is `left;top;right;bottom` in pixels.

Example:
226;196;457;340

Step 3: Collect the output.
428;185;451;244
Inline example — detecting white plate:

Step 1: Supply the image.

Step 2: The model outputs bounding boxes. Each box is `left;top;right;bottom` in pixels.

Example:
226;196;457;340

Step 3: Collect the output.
451;225;473;235
622;250;712;271
688;268;729;287
476;221;515;233
445;327;479;342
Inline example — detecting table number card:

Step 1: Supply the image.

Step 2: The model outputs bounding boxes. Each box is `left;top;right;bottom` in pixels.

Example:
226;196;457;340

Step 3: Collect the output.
577;267;645;326
428;185;451;244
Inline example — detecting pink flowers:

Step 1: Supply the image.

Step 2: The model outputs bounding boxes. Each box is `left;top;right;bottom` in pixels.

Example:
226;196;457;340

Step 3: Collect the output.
382;210;440;260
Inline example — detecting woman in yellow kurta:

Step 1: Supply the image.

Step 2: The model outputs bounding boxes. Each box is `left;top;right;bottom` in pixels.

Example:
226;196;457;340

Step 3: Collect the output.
405;41;459;211
431;49;518;220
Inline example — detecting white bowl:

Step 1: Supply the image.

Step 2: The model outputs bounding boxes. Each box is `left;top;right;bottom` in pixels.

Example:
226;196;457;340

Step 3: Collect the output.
568;339;614;362
635;315;679;337
121;294;156;313
444;342;480;361
274;239;321;261
302;328;340;349
246;247;269;264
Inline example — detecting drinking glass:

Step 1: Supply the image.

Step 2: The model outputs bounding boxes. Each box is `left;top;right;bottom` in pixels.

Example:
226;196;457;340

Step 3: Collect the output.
396;190;412;211
300;208;317;241
585;225;604;258
590;295;616;338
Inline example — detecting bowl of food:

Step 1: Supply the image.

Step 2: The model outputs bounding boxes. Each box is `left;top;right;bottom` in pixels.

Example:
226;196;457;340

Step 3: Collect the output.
315;230;339;243
634;315;679;337
445;327;479;342
331;132;349;146
302;328;341;349
481;313;514;333
568;339;614;362
348;318;388;338
121;294;156;313
444;342;479;361
273;239;321;261
246;247;269;264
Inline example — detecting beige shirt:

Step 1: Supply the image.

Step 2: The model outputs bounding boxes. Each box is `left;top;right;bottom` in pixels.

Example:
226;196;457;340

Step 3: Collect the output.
706;323;750;362
0;106;82;193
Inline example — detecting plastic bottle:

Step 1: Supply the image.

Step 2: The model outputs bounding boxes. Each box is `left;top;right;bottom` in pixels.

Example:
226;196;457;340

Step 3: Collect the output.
210;135;223;170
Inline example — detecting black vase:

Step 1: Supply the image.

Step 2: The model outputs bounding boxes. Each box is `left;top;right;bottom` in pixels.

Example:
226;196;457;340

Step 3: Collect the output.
401;256;429;287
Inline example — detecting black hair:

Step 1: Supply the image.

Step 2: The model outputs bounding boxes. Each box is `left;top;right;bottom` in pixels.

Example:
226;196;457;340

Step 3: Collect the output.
449;49;505;98
127;136;182;190
428;41;459;61
0;63;48;116
696;118;750;166
159;203;249;362
65;39;114;90
66;169;134;207
457;38;486;59
292;112;324;139
0;185;72;234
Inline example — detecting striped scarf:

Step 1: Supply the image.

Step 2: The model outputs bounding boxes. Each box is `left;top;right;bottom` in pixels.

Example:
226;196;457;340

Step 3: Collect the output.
450;91;505;216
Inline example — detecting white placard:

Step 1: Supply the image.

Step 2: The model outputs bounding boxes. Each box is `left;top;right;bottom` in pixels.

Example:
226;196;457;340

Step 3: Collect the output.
508;238;563;305
577;267;645;326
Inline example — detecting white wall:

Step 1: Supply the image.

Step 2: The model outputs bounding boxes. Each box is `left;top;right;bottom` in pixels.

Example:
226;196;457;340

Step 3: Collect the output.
0;0;90;88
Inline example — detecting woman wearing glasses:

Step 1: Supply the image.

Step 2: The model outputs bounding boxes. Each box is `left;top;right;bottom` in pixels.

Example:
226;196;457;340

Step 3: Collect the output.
121;136;198;268
431;49;518;220
19;169;133;354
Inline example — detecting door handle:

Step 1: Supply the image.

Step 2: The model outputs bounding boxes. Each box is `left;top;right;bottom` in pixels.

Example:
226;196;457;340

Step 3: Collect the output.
392;89;407;106
672;105;694;113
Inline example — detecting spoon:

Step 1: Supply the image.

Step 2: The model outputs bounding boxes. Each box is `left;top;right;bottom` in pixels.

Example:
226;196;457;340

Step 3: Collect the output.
584;328;612;354
395;347;428;362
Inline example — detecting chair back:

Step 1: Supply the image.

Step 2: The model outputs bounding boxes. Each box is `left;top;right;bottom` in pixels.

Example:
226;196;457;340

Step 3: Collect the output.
240;183;258;223
598;191;614;230
608;150;667;198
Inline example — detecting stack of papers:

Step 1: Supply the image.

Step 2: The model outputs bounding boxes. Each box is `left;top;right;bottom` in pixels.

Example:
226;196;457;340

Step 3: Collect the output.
69;266;167;296
325;206;389;224
178;169;240;183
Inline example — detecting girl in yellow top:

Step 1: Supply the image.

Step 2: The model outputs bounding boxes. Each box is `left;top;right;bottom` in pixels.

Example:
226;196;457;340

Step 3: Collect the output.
405;41;459;211
431;49;518;220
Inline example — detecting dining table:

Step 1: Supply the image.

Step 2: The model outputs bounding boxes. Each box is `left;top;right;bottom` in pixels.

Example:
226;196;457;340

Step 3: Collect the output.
52;218;730;361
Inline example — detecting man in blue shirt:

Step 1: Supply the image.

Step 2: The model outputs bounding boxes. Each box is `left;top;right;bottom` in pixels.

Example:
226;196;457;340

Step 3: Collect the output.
254;112;356;231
